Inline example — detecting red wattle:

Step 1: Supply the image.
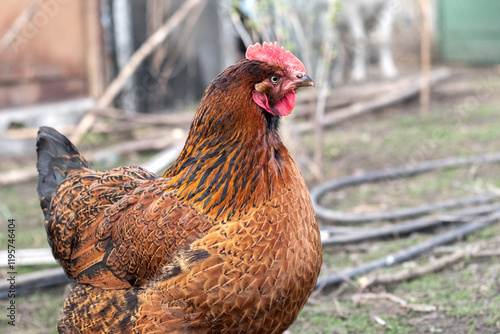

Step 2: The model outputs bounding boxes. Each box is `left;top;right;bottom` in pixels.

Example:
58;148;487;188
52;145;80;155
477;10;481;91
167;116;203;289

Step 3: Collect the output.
274;91;295;116
252;90;296;116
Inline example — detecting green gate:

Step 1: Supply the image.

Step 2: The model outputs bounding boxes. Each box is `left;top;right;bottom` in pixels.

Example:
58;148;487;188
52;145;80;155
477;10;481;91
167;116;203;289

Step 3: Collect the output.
438;0;500;64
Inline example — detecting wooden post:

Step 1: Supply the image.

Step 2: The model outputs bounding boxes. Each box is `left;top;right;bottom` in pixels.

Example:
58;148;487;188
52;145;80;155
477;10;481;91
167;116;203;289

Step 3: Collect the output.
418;0;432;115
112;0;137;112
84;0;105;99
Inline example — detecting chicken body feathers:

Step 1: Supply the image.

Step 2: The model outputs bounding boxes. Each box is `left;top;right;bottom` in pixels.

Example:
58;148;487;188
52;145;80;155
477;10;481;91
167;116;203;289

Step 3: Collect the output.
37;54;322;333
45;162;215;288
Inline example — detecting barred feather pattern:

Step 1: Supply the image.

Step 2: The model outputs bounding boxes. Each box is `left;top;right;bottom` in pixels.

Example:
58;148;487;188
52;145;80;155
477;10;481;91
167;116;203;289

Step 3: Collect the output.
58;284;139;333
47;165;215;288
40;58;322;333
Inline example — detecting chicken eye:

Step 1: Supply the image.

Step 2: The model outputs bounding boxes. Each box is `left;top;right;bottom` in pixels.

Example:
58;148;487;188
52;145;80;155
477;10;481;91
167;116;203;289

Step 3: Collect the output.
270;76;280;84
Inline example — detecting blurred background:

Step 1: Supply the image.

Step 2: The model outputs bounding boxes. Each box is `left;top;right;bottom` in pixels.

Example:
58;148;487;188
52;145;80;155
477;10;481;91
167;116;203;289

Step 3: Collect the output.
1;0;500;333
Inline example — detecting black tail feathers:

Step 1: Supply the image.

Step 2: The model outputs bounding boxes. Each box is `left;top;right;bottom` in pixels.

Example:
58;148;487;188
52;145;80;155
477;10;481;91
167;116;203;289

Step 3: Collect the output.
36;126;91;212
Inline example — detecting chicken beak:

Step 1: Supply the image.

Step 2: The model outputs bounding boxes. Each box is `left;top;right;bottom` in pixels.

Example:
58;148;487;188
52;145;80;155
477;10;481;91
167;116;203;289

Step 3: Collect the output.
294;74;315;88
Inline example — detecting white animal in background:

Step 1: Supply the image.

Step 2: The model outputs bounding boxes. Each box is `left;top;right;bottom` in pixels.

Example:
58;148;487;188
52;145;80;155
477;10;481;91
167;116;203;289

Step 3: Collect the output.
334;0;399;83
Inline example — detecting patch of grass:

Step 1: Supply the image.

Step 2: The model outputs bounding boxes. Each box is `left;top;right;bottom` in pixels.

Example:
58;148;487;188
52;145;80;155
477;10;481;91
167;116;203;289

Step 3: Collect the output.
388;259;500;331
383;319;414;334
0;286;65;334
290;297;417;334
291;302;351;333
0;181;49;251
466;223;500;243
485;297;500;326
291;302;378;334
16;264;59;276
12;224;48;250
0;182;41;223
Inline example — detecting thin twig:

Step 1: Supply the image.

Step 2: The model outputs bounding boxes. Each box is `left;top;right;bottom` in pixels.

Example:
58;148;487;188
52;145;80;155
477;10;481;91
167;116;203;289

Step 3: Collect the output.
352;292;437;312
370;249;469;286
156;2;206;89
228;10;254;47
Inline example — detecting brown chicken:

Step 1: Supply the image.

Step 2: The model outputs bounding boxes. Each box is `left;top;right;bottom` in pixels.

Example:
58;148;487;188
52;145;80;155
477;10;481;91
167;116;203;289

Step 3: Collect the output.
36;42;322;333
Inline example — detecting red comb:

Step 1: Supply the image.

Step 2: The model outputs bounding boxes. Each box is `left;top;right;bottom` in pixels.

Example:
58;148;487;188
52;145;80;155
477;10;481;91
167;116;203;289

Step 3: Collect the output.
246;42;306;74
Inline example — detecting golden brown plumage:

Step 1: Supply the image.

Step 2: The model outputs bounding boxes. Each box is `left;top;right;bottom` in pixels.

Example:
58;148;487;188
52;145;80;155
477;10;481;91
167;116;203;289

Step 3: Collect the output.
37;42;322;333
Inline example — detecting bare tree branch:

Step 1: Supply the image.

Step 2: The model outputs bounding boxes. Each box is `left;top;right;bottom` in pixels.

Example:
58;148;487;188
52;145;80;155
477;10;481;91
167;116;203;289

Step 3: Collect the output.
0;0;45;57
352;292;438;312
71;0;205;144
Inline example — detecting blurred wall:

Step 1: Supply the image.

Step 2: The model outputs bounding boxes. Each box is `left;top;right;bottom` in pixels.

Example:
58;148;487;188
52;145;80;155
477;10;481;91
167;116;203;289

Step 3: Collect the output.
0;0;104;108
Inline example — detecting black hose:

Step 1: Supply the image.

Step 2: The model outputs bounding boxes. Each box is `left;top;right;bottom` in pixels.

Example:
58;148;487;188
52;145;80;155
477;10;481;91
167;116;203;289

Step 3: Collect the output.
311;152;500;223
320;203;500;245
312;152;500;289
315;211;500;289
